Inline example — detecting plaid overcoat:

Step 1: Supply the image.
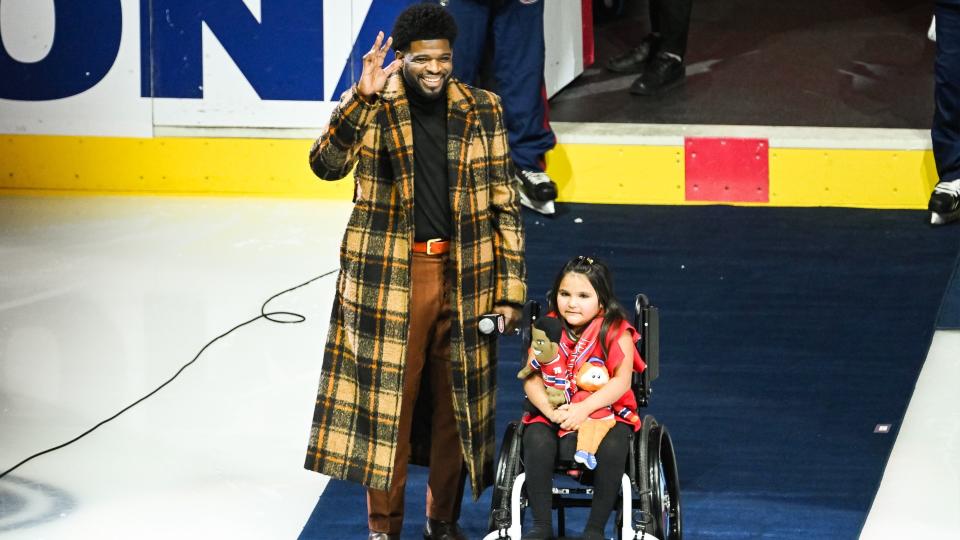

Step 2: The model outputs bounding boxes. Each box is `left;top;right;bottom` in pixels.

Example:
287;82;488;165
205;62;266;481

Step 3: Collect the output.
304;72;526;499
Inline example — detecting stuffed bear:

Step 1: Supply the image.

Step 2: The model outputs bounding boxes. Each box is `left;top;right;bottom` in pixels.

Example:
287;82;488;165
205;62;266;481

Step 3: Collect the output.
570;358;618;470
517;316;568;409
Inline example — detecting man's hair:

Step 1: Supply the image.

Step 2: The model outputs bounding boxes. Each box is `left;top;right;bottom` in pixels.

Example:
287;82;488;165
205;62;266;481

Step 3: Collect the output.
391;2;458;52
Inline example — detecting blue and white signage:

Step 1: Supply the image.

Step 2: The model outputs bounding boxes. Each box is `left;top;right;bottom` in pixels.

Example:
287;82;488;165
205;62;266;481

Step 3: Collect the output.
0;0;580;137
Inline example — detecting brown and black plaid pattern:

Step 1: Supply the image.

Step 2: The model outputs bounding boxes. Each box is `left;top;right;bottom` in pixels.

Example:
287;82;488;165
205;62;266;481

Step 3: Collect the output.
305;72;526;500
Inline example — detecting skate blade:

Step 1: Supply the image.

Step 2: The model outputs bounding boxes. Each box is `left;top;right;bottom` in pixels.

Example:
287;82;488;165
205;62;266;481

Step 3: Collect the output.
930;209;960;226
519;192;555;215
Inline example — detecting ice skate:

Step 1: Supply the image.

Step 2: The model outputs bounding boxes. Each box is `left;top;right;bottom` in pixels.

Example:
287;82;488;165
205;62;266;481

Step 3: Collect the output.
929;179;960;226
519;190;556;215
515;169;558;215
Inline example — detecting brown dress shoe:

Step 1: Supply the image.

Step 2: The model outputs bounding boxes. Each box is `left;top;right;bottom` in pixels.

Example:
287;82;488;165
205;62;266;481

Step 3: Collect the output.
368;532;400;540
423;518;467;540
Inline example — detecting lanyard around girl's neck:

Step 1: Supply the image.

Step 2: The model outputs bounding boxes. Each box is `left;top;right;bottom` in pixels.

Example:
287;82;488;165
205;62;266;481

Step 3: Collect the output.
562;316;603;373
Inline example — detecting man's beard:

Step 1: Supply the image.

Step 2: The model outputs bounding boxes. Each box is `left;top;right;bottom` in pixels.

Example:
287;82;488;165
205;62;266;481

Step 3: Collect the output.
403;68;448;100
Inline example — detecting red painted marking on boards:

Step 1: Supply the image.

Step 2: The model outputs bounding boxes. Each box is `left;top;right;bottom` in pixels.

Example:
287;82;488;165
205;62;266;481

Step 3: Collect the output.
685;137;769;203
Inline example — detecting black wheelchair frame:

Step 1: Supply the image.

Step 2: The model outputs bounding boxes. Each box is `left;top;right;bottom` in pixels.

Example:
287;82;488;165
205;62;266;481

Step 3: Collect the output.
484;294;682;540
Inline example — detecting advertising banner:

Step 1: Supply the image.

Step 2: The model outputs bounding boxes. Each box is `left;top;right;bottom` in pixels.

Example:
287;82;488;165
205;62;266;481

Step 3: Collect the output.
1;0;582;137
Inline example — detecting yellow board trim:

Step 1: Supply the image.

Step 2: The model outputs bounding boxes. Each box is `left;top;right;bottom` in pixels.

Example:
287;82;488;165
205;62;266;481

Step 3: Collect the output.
768;148;939;209
546;144;686;205
0;135;353;199
545;143;938;209
0;134;940;208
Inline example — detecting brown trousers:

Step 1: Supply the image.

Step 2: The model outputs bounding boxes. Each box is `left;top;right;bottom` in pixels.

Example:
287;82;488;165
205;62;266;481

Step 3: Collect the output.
367;252;465;534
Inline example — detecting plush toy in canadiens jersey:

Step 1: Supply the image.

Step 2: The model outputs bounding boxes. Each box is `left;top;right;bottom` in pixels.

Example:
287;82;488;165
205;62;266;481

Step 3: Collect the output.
517;316;568;409
570;359;618;470
518;317;627;470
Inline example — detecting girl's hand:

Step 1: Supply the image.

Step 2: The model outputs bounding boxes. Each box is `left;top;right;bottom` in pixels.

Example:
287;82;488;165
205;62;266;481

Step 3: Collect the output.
357;31;402;100
544;407;565;426
557;402;591;431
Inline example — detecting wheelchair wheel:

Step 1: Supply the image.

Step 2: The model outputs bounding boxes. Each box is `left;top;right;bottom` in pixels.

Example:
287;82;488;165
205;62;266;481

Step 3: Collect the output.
637;416;682;540
488;421;525;533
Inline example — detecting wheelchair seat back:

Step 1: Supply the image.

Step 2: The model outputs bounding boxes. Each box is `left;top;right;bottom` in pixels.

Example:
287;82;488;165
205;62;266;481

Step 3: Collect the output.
633;293;660;409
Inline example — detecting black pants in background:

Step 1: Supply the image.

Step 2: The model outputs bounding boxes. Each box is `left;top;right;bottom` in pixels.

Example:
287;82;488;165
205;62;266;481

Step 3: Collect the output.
650;0;694;58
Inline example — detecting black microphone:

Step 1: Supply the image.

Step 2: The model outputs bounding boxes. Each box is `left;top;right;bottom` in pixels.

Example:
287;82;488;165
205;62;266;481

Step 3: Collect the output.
478;313;506;335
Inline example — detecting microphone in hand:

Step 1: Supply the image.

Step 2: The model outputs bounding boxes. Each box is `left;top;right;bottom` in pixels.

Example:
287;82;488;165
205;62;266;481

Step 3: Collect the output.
478;313;506;335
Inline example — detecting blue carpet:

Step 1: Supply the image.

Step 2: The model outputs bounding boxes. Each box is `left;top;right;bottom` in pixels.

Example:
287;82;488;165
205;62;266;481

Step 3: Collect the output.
936;250;960;328
300;205;960;540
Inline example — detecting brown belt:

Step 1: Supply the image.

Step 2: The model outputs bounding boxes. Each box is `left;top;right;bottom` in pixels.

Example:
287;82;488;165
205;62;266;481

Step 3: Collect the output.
412;238;451;255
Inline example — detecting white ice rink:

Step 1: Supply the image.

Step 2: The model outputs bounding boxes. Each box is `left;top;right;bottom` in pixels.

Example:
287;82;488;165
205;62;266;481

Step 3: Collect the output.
861;330;960;539
0;195;350;539
1;195;958;539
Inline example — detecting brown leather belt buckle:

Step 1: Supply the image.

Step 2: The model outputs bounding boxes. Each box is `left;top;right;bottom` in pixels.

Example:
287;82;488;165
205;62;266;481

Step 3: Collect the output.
414;238;450;255
426;238;444;255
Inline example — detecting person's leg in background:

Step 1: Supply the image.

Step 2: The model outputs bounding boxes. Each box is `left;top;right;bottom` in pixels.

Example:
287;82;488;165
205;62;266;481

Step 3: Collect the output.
630;0;692;95
651;0;692;59
447;0;490;86
605;2;658;75
490;0;558;214
930;1;960;225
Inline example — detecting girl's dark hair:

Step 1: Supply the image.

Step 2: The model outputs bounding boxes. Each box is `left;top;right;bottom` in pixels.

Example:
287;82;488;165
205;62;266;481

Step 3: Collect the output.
547;256;629;356
391;3;458;52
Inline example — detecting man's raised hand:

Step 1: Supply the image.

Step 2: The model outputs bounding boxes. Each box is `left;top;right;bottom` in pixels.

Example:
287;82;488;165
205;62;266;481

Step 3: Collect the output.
357;31;403;100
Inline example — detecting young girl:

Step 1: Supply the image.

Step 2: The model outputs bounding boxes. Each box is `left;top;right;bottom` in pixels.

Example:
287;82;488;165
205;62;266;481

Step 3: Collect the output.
520;256;647;540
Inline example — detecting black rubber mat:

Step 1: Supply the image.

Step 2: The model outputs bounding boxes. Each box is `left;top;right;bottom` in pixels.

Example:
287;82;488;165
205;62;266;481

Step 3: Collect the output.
551;0;936;128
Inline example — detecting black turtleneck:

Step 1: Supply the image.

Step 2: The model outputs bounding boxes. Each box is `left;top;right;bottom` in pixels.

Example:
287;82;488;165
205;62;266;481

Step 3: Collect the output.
405;80;451;242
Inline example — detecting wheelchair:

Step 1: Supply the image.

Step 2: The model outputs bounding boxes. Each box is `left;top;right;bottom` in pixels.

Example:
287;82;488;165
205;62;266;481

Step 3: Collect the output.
483;295;682;540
